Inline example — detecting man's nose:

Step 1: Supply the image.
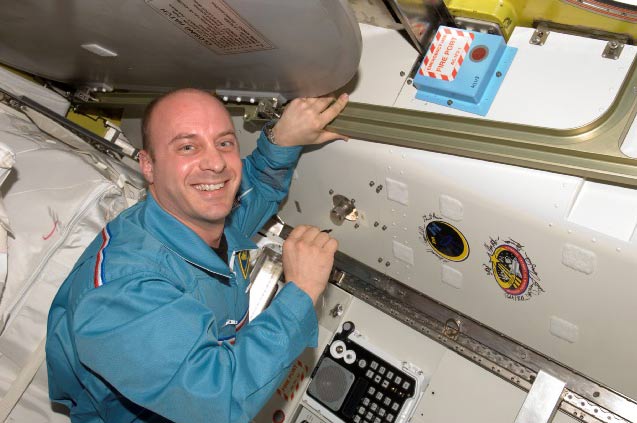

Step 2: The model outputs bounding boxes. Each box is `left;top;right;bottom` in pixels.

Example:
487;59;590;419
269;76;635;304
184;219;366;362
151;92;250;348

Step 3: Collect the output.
199;147;226;173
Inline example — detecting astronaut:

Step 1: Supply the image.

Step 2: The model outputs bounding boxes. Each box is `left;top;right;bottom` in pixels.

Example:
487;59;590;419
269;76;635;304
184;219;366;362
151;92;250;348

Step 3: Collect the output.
45;88;349;423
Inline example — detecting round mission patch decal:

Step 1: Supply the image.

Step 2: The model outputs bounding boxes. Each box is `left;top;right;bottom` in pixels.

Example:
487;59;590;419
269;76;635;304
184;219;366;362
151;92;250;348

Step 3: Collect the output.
424;220;470;262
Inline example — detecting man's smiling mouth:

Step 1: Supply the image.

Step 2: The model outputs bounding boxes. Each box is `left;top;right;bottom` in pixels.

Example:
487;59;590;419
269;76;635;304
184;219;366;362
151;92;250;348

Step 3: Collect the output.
194;182;225;191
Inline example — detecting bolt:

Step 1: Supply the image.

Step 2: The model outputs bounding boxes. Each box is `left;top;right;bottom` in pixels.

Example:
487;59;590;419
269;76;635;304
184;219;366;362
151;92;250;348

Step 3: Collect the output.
369;181;375;187
329;189;334;195
406;79;413;85
382;225;387;231
385;261;390;267
496;71;502;77
335;345;344;353
374;221;379;227
609;40;619;49
376;185;383;193
378;257;383;263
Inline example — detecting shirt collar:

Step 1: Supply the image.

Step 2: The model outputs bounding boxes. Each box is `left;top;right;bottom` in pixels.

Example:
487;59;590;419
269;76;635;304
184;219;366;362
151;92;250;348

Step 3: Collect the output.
142;194;257;277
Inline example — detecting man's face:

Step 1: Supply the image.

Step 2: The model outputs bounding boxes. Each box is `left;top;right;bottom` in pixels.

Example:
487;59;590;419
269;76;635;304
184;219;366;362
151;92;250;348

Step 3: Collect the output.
140;90;242;238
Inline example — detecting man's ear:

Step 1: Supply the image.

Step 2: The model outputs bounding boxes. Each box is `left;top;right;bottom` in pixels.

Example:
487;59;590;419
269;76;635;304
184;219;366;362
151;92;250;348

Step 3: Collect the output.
138;150;154;184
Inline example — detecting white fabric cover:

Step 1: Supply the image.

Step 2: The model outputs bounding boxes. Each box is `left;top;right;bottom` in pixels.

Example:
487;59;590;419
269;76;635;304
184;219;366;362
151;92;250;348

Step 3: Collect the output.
0;142;15;309
0;101;144;422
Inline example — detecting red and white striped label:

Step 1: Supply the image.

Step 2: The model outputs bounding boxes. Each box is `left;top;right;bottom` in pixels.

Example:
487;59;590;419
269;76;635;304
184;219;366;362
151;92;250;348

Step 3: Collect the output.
419;27;475;82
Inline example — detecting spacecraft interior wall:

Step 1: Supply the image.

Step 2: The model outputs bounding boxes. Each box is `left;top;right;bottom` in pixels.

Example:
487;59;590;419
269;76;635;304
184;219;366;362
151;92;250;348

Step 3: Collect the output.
279;24;637;400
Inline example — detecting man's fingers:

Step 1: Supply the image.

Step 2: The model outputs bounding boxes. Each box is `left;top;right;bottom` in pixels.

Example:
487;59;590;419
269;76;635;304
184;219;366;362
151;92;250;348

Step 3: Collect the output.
316;131;349;144
287;224;311;240
319;93;349;126
325;237;339;253
312;96;336;112
299;226;321;242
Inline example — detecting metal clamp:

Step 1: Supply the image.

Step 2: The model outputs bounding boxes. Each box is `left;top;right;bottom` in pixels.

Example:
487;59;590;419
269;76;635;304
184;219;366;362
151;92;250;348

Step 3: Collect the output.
603;40;624;60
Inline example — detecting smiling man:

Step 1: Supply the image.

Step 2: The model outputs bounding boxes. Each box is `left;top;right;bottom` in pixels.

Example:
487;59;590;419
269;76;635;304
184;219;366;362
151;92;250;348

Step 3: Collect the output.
46;88;349;423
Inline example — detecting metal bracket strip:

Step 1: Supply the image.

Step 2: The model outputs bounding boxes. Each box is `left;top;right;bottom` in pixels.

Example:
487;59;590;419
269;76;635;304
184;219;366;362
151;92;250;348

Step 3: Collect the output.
90;54;637;187
331;251;637;423
323;57;637;187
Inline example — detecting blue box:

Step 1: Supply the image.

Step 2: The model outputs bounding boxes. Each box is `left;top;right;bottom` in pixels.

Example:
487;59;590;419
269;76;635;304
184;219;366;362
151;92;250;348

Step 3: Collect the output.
413;26;517;116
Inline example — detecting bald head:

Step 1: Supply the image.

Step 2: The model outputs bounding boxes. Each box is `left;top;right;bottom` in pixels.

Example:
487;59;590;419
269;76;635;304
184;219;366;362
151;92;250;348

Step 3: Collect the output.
141;88;229;156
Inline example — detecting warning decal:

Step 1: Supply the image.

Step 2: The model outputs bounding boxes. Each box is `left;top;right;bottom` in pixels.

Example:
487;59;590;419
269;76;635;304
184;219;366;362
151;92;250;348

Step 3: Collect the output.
419;27;475;82
276;359;309;401
146;0;275;55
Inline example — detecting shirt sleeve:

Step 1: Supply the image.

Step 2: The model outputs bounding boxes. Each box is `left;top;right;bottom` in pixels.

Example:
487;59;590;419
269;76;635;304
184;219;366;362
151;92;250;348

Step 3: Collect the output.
72;274;317;423
228;130;303;237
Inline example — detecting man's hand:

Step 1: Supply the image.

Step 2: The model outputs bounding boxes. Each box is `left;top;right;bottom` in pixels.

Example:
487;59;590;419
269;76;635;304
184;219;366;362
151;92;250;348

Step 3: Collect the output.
271;94;349;147
282;225;338;305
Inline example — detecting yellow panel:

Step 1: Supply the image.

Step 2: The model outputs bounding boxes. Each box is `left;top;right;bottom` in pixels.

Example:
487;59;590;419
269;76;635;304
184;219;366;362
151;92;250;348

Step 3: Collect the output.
66;108;122;138
445;0;637;40
445;0;527;38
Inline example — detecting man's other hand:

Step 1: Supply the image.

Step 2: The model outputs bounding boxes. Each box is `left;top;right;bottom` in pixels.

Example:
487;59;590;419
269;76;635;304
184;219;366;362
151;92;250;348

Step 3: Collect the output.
282;225;338;305
271;94;349;147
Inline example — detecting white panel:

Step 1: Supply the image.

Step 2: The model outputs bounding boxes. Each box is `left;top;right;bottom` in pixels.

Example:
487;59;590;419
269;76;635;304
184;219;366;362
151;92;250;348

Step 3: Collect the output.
567;181;637;242
415;351;526;423
394;27;637;129
0;0;361;97
343;24;418;107
341;297;447;382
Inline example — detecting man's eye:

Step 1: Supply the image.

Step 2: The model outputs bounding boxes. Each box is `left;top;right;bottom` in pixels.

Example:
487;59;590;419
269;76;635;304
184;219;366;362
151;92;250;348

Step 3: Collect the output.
179;144;195;151
219;140;235;148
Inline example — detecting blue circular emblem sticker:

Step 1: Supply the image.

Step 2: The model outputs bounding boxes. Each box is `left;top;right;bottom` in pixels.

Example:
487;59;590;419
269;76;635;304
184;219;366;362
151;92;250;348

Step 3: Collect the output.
424;221;470;262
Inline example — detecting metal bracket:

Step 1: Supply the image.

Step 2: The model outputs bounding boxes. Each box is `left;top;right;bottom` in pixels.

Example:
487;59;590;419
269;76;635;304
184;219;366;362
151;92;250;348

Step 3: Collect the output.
443;318;462;340
530;24;550;46
454;17;502;37
603;40;624;60
330;194;358;225
514;371;566;423
73;87;98;103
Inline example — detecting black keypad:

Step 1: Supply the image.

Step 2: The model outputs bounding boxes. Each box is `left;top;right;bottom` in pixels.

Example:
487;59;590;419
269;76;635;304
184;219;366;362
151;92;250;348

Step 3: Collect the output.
308;336;418;423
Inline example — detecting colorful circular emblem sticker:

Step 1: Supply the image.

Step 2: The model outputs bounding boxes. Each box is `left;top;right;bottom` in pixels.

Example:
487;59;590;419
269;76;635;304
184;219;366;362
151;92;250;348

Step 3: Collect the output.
483;237;544;301
424;221;469;262
489;244;529;296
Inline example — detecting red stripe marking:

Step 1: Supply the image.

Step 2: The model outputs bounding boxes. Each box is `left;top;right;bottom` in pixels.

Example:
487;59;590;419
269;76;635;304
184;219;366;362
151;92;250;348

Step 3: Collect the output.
93;228;108;288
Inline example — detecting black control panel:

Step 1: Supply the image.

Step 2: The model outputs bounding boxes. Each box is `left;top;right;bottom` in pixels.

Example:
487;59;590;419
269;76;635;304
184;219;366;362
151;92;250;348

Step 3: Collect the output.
306;323;417;423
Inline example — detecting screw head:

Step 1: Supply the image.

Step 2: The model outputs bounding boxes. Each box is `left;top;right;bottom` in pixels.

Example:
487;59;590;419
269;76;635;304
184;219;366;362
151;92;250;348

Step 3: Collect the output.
354;223;360;229
385;261;390;267
378;257;383;263
382;225;387;231
329;189;334;195
406;79;413;85
447;99;453;105
369;181;375;187
496;71;502;77
374;222;379;227
400;71;406;77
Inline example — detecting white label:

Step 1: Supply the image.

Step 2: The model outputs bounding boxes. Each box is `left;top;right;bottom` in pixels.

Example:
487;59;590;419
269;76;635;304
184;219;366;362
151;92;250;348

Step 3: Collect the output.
549;316;579;343
386;177;409;205
420;27;474;81
146;0;274;54
392;241;414;265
